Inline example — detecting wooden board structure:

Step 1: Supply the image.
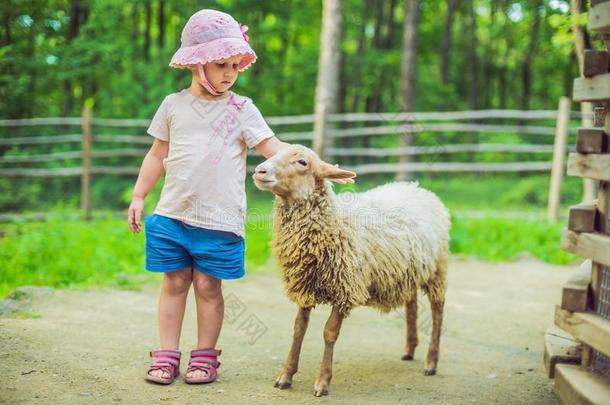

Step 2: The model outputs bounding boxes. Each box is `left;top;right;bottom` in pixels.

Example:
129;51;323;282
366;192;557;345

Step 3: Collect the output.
567;153;610;181
544;325;582;378
555;306;610;358
574;74;610;102
554;364;610;405
554;2;610;402
560;230;610;268
576;128;609;153
561;260;592;313
589;1;610;33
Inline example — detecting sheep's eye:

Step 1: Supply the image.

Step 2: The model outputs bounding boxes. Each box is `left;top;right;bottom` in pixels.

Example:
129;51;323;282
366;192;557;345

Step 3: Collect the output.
297;159;308;166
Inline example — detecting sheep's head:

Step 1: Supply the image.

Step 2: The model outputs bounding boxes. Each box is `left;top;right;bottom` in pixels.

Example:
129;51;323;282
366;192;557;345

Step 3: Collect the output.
253;144;356;201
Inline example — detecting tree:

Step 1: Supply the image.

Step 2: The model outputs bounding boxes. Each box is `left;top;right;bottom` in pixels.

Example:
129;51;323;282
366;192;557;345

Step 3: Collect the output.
520;0;543;111
313;0;343;157
440;0;458;85
396;0;421;181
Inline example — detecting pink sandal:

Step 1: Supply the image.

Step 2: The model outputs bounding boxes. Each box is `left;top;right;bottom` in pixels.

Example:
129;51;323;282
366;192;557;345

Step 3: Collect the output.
145;350;181;385
185;348;221;384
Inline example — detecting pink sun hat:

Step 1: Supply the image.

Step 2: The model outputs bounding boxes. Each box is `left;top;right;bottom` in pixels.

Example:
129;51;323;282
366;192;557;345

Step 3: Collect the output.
170;10;257;95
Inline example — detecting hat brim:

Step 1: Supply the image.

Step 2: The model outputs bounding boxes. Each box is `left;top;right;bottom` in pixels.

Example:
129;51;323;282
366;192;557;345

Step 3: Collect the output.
169;37;257;72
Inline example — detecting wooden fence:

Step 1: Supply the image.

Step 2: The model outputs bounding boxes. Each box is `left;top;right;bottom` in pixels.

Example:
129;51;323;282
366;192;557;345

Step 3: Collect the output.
0;99;588;220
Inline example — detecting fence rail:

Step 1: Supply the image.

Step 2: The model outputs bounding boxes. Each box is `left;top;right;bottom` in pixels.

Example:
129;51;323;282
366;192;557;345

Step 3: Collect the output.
0;100;577;219
0;109;592;127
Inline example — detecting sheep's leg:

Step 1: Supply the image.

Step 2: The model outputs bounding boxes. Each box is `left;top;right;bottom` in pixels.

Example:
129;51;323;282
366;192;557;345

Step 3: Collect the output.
274;306;311;389
423;294;444;376
401;293;418;360
313;306;344;397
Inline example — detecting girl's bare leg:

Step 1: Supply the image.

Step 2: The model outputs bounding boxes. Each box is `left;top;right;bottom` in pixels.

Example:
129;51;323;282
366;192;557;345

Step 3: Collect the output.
150;267;193;378
187;270;224;379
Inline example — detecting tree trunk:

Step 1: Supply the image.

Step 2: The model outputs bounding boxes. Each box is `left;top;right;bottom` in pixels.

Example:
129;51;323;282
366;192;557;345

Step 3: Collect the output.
467;2;479;110
158;0;165;49
440;0;458;85
481;3;496;108
396;0;421;181
373;0;385;48
2;1;12;46
63;0;87;116
520;0;542;111
382;0;398;49
144;0;152;61
312;0;343;158
350;0;370;114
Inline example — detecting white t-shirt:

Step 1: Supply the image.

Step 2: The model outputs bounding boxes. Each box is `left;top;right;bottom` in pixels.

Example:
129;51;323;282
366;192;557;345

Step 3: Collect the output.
147;89;274;237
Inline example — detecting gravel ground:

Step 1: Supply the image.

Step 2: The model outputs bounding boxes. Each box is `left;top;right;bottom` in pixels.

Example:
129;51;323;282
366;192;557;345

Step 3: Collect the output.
0;257;573;404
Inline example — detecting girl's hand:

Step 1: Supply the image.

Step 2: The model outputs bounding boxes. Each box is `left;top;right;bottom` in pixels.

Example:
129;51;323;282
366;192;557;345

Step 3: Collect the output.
128;197;145;233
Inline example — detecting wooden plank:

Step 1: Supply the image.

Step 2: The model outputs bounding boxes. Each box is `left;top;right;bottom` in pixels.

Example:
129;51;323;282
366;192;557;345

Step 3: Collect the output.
91;167;140;175
561;229;610;267
569;203;599;233
573;73;610;102
0;117;82;126
589;0;610;33
92;135;152;144
339;161;553;175
326;110;562;122
554;364;610;405
0;151;83;163
567;153;610;181
325;123;556;139
576;128;609;153
0;168;83;177
562;260;592;312
554;306;610;357
591;0;610;7
544;325;581;378
584;50;610;77
0;110;568;128
322;144;561;158
0;134;82;146
548;97;571;221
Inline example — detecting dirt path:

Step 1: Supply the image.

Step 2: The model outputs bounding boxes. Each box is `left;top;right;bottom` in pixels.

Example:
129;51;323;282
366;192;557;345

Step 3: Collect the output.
1;258;573;404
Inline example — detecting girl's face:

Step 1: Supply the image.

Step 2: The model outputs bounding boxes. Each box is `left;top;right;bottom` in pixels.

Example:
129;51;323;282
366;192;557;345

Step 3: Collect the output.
199;55;245;93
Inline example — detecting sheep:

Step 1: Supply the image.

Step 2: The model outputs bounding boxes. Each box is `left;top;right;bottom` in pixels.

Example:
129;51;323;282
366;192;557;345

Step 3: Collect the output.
252;144;451;397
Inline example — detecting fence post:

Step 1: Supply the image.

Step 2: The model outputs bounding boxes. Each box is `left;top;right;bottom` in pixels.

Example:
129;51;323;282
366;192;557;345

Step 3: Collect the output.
81;105;92;221
547;96;571;221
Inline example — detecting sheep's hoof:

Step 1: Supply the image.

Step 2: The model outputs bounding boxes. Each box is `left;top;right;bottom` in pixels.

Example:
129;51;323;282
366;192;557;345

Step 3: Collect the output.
313;385;329;397
401;354;414;361
423;368;437;376
274;379;292;389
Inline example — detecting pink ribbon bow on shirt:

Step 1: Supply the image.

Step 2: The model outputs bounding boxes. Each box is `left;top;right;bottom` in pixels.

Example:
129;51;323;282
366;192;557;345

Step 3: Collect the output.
240;24;250;43
228;93;247;112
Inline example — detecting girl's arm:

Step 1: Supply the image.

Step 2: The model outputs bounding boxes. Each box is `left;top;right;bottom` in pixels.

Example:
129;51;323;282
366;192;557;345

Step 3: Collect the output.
128;138;169;233
255;136;289;158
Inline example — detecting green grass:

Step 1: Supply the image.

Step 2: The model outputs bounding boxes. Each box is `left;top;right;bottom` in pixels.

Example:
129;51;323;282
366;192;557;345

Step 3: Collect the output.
0;205;576;299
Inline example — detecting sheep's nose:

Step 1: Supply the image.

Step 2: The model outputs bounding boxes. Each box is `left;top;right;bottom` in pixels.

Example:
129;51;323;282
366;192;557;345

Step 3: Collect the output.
254;164;269;180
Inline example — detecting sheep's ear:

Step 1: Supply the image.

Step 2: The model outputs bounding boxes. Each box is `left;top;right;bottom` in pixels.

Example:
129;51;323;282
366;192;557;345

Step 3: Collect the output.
319;161;357;182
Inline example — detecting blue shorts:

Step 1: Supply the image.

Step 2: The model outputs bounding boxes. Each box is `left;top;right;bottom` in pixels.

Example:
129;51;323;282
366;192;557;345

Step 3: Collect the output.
144;214;245;280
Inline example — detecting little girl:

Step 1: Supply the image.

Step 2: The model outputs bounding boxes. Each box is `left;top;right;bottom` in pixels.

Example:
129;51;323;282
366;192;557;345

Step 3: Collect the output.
127;9;288;385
